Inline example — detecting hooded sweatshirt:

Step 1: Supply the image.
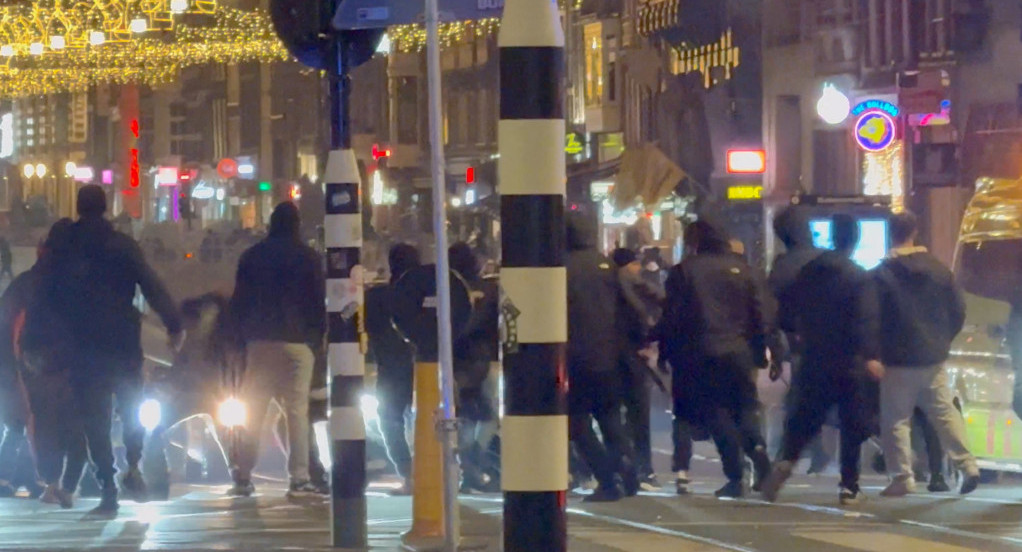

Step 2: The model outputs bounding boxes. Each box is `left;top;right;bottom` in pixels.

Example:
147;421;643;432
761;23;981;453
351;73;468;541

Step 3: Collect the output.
769;206;823;300
566;211;619;374
781;250;880;364
873;246;966;367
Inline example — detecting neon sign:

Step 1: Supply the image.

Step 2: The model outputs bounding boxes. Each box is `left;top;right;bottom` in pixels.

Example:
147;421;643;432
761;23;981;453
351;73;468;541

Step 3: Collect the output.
854;111;896;152
851;99;899;118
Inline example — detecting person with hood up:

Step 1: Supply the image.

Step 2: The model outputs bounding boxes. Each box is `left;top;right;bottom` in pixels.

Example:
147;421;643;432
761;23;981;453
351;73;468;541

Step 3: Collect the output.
873;210;980;497
23;186;183;516
655;217;772;498
611;247;664;490
767;206;832;472
228;202;326;499
449;242;500;492
566;210;638;502
761;213;882;505
365;243;419;495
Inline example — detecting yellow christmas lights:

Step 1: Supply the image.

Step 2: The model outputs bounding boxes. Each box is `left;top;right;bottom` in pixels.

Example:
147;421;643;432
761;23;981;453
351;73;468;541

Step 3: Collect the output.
0;2;289;97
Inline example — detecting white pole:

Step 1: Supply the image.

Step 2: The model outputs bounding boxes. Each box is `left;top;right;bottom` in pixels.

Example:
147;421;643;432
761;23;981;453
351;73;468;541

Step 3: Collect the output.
424;0;461;550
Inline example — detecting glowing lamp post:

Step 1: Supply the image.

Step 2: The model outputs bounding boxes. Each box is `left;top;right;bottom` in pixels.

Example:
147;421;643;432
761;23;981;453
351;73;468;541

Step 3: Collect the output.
817;84;851;125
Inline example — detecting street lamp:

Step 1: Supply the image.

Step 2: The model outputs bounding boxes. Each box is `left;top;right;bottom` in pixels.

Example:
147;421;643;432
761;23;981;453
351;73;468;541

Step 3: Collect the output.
23;164;34;178
35;163;47;178
817;83;851;125
65;161;77;177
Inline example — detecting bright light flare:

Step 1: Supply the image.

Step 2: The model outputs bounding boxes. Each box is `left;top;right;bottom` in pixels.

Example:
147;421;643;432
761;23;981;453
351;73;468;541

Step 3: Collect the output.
816;83;851;125
0;45;13;57
89;31;106;46
130;18;148;33
139;399;162;431
49;36;65;50
726;150;766;174
170;0;189;13
29;43;43;56
35;163;46;178
218;397;247;428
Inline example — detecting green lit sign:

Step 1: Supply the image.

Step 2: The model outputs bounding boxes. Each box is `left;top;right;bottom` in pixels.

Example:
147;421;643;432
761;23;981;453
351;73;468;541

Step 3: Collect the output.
258;181;272;192
565;133;584;155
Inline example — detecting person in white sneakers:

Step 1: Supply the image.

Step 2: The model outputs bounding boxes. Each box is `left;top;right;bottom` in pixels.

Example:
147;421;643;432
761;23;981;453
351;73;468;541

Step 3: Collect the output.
872;211;980;497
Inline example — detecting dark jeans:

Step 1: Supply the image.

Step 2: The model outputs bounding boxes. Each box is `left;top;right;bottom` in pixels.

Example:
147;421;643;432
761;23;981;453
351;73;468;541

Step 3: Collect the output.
377;367;413;479
779;363;872;491
697;352;770;483
913;408;944;476
620;352;653;477
72;356;145;487
671;416;693;473
23;369;88;488
569;372;638;491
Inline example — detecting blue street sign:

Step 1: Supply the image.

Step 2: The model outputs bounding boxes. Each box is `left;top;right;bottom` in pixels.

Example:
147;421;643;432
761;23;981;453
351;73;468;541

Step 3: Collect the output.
333;0;504;30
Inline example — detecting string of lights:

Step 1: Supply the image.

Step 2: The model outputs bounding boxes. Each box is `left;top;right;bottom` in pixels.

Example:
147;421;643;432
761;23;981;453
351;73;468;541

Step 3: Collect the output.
0;5;289;97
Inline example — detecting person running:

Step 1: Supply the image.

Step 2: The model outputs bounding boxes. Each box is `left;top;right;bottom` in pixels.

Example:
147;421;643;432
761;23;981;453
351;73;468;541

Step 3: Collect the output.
24;187;183;516
228;202;326;498
872;210;980;496
655;217;772;498
366;244;419;495
761;213;882;505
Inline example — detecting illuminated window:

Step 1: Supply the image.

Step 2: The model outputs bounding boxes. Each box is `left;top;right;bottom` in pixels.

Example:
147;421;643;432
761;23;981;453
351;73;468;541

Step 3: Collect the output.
862;140;905;211
584;22;603;107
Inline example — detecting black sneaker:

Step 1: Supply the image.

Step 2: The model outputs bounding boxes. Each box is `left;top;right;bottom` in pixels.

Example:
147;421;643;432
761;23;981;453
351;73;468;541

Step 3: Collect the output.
960;471;980;495
583;484;623;503
120;468;148;503
760;461;793;503
227;480;255;498
90;486;119;518
287;480;321;498
839;485;866;505
674;471;691;495
927;473;951;493
714;480;745;499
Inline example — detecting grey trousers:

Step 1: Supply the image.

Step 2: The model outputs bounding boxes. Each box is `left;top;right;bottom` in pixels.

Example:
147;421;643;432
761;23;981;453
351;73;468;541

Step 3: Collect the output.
880;365;978;480
236;341;314;484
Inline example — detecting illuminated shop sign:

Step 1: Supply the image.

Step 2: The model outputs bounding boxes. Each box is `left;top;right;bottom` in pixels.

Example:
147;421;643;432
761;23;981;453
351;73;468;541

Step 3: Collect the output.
854;111;896;152
726;185;763;200
851;99;899;118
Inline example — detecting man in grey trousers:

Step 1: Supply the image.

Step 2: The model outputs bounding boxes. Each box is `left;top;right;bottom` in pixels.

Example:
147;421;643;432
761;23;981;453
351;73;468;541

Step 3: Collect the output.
873;210;980;496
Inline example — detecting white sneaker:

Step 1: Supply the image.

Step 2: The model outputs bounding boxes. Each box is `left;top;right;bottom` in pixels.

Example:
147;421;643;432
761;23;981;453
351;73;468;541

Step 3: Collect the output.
839;486;867;505
880;475;916;497
674;471;691;495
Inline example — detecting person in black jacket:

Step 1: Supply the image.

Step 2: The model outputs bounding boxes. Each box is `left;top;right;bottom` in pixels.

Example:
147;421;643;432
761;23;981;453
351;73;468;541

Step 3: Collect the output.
612;247;664;490
655;218;771;499
449;242;500;492
228;202;325;499
366;243;419;494
767;206;832;472
761;213;882;505
873;211;980;497
566;211;638;502
24;186;183;515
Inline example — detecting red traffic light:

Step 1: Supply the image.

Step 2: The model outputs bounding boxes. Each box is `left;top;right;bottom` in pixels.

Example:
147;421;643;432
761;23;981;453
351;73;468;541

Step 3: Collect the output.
466;167;475;184
372;143;392;161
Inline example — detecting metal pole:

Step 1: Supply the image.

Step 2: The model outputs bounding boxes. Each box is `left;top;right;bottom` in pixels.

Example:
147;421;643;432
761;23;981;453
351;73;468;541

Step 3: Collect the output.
498;1;568;551
424;0;461;549
325;34;368;549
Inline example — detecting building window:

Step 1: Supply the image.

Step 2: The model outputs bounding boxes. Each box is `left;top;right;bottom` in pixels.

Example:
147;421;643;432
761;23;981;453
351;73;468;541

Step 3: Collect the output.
394;77;418;145
584;22;604;107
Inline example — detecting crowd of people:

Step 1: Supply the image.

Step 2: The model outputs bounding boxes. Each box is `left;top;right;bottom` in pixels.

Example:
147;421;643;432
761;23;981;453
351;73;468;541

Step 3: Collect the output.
0;188;987;517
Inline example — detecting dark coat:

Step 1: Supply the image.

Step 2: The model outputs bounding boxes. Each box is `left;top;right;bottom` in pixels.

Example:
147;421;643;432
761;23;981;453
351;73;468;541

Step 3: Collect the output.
873;247;966;367
365;283;414;380
26;218;181;360
453;275;498;391
230;234;325;346
566;215;620;377
780;250;880;365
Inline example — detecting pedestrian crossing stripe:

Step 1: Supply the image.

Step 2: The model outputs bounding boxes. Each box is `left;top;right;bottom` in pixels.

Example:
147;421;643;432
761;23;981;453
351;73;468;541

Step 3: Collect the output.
791;530;984;552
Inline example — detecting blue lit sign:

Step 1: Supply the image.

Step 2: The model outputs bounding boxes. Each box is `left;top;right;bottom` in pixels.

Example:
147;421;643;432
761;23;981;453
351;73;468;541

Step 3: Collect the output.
854;111;896;152
850;99;899;118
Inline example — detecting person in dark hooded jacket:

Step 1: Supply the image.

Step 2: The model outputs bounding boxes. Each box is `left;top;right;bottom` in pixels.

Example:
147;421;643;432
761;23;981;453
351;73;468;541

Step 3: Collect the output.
449;242;500;492
24;186;183;515
366;243;419;494
566;210;638;502
655;217;771;498
229;202;325;499
761;213;882;505
873;210;980;497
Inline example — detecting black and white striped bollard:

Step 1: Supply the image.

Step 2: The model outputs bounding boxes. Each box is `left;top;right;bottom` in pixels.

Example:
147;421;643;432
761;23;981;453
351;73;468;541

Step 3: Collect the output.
499;1;569;551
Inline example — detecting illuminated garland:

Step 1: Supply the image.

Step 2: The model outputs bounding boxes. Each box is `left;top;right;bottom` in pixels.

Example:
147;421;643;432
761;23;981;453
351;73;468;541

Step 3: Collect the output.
388;0;581;53
0;6;290;97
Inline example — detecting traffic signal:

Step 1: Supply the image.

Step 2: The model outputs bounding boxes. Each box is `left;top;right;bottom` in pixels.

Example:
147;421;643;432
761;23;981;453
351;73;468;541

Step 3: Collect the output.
179;187;192;220
270;0;385;71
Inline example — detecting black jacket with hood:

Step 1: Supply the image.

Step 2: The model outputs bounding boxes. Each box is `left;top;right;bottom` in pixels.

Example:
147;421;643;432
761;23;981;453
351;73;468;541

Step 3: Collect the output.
873;247;966;366
655;218;770;367
780;250;880;365
566;212;619;375
231;204;326;346
769;207;823;305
